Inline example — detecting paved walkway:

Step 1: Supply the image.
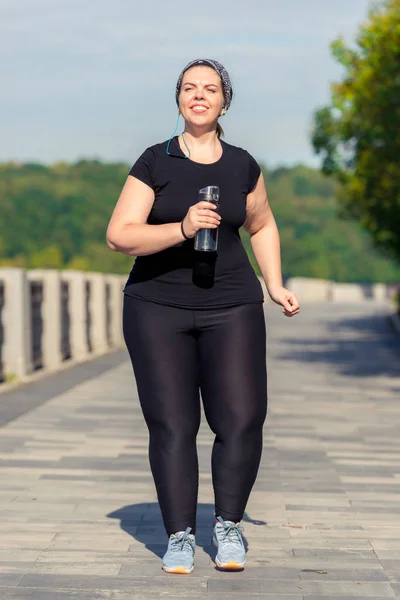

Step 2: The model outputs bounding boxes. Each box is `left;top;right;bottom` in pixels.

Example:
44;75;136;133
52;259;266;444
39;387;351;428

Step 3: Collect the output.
0;302;399;599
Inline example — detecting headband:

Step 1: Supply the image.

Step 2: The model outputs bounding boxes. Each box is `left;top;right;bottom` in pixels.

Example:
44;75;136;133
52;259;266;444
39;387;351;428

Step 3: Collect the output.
175;58;233;111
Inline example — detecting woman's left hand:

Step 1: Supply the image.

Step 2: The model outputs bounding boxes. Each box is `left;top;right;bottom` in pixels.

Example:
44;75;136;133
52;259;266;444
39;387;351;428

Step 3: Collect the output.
268;286;300;317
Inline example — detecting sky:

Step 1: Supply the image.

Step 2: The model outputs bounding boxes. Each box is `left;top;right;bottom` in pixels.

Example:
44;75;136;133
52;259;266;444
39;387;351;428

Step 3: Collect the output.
2;0;374;168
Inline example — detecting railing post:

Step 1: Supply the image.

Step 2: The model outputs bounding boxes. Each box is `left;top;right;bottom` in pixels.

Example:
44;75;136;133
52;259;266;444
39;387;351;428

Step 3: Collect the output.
27;269;63;371
106;274;124;348
373;283;388;303
61;271;89;362
0;268;32;379
86;272;108;354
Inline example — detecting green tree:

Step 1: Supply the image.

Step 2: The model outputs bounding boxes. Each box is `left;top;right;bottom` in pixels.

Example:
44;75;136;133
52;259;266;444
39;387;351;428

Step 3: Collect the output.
29;245;64;269
311;0;400;263
67;243;133;274
1;159;400;282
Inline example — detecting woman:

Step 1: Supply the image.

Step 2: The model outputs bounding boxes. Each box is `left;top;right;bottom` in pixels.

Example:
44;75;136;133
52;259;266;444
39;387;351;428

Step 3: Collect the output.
106;58;300;574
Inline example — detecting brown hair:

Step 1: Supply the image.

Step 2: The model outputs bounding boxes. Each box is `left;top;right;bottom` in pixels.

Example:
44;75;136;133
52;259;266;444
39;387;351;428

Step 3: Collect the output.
216;122;224;138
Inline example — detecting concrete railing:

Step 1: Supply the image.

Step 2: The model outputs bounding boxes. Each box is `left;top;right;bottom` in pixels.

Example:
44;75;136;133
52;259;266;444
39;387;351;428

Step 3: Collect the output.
285;277;394;304
0;268;126;385
0;269;397;386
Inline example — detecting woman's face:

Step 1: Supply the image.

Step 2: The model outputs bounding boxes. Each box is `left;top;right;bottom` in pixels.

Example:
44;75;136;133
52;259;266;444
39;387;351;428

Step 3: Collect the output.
178;66;225;128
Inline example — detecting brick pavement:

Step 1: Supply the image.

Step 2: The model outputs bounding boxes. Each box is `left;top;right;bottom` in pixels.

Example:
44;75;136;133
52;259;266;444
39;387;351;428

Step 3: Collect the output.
0;302;399;599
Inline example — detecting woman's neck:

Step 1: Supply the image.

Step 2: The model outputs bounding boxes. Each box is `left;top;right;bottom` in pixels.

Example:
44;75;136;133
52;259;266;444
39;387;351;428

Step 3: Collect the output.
178;127;222;163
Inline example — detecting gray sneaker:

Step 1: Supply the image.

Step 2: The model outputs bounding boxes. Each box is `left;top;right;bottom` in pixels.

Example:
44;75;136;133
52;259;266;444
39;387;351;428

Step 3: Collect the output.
212;516;246;570
162;527;195;574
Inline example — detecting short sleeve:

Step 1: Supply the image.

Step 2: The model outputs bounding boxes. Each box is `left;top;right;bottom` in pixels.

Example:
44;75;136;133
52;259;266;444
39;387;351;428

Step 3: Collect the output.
247;152;261;194
129;147;156;190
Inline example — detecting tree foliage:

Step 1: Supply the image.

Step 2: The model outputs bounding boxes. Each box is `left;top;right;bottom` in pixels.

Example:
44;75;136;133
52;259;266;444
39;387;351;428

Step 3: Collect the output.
0;160;400;282
311;0;400;262
244;163;400;283
0;160;133;274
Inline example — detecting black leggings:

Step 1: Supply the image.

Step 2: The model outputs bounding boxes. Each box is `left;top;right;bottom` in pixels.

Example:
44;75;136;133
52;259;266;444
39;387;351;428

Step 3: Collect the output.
123;295;268;536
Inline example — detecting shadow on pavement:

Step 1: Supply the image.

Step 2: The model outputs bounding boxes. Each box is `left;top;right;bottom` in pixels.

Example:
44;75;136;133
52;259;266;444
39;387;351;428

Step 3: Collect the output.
277;312;400;381
107;502;267;563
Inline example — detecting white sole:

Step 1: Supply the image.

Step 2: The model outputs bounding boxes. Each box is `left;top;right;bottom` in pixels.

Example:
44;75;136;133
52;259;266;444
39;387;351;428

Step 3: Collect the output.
162;565;194;574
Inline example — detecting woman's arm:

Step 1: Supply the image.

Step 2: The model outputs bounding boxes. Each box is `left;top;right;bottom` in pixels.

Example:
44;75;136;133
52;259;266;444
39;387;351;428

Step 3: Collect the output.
243;172;300;317
106;176;185;256
106;176;220;257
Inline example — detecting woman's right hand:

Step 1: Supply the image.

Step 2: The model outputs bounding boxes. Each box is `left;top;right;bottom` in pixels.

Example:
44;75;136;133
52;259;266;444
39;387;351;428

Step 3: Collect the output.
181;201;221;239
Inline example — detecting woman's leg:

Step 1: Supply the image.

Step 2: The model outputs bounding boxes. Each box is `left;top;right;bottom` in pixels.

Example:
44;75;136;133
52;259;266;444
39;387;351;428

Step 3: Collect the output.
197;303;267;523
123;295;201;535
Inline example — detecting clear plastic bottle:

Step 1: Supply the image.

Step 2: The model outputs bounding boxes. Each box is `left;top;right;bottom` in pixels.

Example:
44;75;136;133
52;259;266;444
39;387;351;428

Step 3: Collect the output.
194;186;220;252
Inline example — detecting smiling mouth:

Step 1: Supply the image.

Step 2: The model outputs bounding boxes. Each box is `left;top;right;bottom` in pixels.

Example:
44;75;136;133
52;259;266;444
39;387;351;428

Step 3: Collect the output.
191;106;208;113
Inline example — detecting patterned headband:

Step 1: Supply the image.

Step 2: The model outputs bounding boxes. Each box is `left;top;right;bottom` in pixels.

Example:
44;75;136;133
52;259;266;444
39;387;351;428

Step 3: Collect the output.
175;58;233;111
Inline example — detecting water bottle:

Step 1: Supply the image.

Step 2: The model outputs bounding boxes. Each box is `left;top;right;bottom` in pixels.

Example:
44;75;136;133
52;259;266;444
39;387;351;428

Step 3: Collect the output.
194;186;220;252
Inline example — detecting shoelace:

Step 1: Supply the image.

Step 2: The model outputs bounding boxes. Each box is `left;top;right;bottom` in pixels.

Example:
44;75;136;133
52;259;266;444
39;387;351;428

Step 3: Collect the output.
170;527;194;553
216;517;244;546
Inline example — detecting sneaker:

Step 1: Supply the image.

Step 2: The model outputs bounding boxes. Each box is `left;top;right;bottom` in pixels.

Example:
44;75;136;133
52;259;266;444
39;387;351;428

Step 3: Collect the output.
212;516;246;570
162;527;195;574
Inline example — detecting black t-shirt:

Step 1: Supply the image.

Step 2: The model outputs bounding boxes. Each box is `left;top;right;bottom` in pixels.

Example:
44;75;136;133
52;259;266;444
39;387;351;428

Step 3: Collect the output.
123;136;264;309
